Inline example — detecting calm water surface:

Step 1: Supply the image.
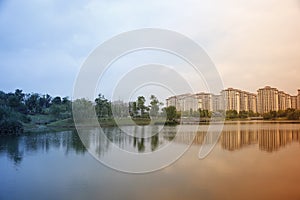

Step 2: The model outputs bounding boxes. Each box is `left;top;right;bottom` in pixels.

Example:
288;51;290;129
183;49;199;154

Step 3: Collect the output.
1;121;300;200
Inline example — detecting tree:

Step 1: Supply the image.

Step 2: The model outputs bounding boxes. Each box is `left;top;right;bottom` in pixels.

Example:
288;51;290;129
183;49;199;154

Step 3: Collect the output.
0;106;24;136
52;96;62;105
25;93;42;114
62;97;72;112
130;102;138;117
39;94;52;109
199;109;210;118
164;106;177;121
137;96;149;117
6;89;27;114
49;104;63;118
149;95;163;118
226;110;238;119
95;94;112;118
239;111;248;119
287;109;300;120
72;98;95;122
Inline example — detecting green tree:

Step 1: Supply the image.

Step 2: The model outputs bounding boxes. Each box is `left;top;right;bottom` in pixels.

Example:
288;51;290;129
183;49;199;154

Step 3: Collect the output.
149;95;163;118
164;106;177;121
95;94;112;118
0;106;24;136
199;109;210;118
137;96;149;117
287;109;300;120
239;111;248;119
226;110;238;119
52;96;62;105
130;102;138;117
72;98;95;122
25;93;42;114
39;94;52;110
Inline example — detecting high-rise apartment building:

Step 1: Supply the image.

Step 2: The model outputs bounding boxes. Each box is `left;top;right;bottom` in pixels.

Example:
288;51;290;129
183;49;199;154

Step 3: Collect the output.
221;88;257;113
257;86;279;114
247;93;257;113
221;88;241;113
166;93;191;111
211;94;224;111
183;94;199;112
166;86;299;115
195;93;212;111
239;91;249;112
166;93;221;112
297;90;300;110
291;96;297;109
278;91;292;111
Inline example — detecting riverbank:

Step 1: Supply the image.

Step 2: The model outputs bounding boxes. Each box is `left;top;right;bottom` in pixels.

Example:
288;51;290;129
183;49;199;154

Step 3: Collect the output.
21;117;300;134
22;117;179;133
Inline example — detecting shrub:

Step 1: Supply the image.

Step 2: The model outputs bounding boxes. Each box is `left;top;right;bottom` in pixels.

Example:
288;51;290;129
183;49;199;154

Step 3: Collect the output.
0;119;24;136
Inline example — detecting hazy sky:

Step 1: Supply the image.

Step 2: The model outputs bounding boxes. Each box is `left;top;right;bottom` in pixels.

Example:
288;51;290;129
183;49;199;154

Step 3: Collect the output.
0;0;300;98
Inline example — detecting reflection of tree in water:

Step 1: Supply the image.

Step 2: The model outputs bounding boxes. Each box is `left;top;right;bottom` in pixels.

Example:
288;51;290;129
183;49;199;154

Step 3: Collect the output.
133;126;145;153
150;125;160;151
65;130;86;155
94;129;111;157
0;136;23;166
162;126;176;142
97;125;169;153
0;131;87;165
151;136;159;152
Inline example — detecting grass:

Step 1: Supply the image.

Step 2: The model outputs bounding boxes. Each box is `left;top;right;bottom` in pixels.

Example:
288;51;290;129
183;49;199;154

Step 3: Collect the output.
23;114;75;133
47;118;75;127
23;115;180;133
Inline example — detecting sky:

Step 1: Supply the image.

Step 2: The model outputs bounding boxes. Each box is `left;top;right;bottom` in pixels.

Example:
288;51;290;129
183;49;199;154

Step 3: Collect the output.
0;0;300;100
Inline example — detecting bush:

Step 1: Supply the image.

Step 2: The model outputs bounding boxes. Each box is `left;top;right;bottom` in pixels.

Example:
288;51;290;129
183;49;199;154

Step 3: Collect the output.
0;119;24;136
287;111;300;120
0;106;25;136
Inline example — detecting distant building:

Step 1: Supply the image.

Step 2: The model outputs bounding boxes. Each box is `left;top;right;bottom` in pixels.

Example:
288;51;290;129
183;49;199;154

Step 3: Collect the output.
298;90;300;110
166;93;191;111
166;86;299;115
278;91;292;111
221;88;241;113
291;96;297;109
211;94;224;111
166;92;225;112
239;91;249;112
195;93;212;111
248;93;257;113
257;86;279;114
220;88;257;113
182;94;199;112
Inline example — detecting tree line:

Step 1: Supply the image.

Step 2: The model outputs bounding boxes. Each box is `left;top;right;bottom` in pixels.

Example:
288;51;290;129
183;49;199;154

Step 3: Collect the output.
0;90;172;135
75;94;165;120
0;89;72;135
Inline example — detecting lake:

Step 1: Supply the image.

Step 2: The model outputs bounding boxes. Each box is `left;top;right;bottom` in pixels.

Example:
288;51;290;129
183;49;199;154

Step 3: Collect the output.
1;121;300;200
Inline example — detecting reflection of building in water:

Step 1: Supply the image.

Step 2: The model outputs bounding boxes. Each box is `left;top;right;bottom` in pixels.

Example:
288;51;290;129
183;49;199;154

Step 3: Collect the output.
221;129;258;151
219;127;300;152
95;125;300;154
172;125;300;153
259;129;298;152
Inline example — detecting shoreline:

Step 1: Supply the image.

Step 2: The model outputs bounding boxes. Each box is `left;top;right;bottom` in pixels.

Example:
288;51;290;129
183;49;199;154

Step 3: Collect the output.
20;118;300;134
